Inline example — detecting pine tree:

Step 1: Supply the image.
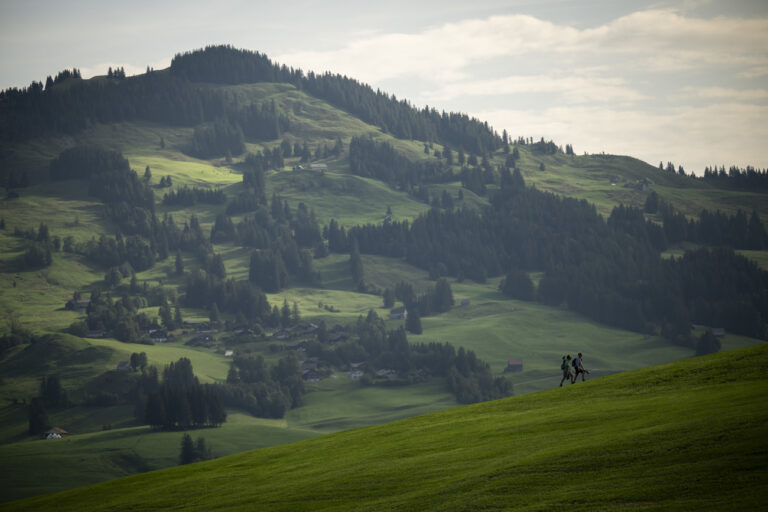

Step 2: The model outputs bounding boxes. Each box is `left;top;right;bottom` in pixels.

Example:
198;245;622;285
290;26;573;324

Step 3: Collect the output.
405;308;422;334
281;299;291;328
179;433;196;464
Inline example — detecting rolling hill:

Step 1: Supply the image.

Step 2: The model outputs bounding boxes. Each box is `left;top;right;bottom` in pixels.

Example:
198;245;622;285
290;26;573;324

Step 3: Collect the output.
1;45;767;502
3;344;766;511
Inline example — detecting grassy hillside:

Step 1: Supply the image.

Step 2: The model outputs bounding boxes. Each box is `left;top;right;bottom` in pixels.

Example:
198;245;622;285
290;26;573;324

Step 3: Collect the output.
4;344;766;511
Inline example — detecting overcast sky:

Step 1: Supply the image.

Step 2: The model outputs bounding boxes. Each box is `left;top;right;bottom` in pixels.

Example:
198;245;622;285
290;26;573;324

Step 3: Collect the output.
2;0;767;174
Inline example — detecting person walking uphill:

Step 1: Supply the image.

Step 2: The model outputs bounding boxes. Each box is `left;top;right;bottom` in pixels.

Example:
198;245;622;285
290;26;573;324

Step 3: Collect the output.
572;352;589;382
559;355;573;387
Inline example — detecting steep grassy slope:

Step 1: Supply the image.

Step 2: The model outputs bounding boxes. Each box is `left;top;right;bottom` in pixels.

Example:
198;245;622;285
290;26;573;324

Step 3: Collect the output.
4;344;766;511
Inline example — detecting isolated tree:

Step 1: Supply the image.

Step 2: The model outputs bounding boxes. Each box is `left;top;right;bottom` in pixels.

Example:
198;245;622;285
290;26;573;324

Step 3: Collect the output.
195;437;212;461
281;299;291;328
644;191;659;214
144;165;152;181
405;308;422;334
696;329;721;356
130;352;141;371
180;433;196;464
105;266;121;288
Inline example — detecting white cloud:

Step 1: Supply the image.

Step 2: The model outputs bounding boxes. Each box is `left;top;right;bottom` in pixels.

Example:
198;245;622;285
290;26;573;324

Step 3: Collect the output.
424;74;647;104
579;9;768;73
277;15;579;84
683;86;768;101
278;10;768;83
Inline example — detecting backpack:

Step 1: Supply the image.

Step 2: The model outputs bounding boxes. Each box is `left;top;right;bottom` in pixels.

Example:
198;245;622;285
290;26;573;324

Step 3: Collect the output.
572;358;579;368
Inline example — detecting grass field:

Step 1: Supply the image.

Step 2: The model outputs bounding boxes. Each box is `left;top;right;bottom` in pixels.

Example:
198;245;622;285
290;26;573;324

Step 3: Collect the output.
4;344;765;511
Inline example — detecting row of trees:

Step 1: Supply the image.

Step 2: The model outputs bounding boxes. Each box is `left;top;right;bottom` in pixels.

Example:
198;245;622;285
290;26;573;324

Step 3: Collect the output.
644;192;768;250
162;186;226;206
701;165;768;190
142;358;226;429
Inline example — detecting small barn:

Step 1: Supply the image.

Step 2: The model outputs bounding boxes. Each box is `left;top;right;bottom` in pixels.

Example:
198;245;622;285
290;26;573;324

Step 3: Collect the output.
389;307;407;320
504;359;523;373
44;427;69;439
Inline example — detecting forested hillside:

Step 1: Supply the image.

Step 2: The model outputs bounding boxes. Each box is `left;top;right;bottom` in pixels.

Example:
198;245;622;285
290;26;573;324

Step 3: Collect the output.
1;44;767;502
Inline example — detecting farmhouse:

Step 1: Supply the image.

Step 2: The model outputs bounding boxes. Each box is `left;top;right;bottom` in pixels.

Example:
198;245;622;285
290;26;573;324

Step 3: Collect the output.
116;361;131;372
504;359;523;373
309;163;328;171
389;307;407;320
44;427;69;439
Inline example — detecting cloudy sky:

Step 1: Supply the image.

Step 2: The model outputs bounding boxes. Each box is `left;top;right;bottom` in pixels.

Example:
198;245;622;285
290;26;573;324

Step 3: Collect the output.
1;0;767;174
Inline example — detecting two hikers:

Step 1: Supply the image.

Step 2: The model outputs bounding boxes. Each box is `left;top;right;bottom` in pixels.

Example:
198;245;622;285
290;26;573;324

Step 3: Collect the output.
560;352;589;385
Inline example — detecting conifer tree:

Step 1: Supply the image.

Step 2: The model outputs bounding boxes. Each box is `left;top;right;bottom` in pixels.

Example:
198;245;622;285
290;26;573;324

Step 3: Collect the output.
405;308;422;334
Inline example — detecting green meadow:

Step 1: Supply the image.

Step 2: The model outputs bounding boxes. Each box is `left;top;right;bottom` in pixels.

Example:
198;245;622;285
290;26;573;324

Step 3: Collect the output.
4;345;766;511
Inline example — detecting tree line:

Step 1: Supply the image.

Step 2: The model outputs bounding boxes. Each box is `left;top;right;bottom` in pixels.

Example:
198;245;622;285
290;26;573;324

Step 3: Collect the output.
162;186;226;206
644;191;768;250
328;168;768;341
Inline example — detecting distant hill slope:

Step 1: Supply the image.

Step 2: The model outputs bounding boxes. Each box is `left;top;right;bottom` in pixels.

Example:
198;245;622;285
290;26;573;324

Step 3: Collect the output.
6;344;766;511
